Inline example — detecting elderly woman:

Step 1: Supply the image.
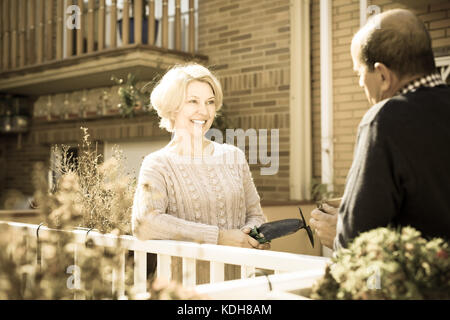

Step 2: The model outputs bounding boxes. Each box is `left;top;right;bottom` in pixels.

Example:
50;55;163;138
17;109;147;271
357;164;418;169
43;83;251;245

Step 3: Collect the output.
131;63;268;282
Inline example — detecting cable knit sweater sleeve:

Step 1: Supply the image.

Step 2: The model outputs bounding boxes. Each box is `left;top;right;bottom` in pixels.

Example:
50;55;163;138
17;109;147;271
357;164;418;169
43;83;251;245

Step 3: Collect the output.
238;148;267;231
131;153;219;244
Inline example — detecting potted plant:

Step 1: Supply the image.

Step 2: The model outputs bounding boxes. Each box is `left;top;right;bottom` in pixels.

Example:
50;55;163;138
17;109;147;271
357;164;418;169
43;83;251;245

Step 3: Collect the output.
310;226;450;300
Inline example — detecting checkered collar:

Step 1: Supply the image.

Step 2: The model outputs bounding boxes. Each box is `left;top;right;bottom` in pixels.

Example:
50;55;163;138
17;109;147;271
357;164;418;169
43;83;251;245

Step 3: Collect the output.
397;72;446;95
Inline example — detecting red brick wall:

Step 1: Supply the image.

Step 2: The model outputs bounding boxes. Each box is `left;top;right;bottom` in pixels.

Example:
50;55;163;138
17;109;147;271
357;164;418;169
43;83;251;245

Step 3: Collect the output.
198;0;292;201
311;0;450;195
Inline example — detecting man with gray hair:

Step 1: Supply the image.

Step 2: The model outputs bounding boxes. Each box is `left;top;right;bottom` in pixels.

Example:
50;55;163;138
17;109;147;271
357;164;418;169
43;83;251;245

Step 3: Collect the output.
310;9;450;249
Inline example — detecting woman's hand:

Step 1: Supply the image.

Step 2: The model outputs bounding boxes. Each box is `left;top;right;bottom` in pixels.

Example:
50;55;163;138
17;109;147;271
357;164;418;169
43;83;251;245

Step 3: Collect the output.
218;228;271;250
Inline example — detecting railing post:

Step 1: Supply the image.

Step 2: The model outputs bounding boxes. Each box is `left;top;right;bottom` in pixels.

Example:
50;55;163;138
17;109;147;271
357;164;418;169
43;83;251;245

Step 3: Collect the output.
56;0;63;60
45;0;53;61
162;0;168;48
87;0;94;53
122;0;130;45
134;250;147;294
73;243;83;299
28;0;36;64
175;0;181;51
188;0;195;53
241;265;256;279
66;0;73;57
134;0;143;45
110;0;117;48
157;254;172;281
210;261;225;283
182;257;197;287
112;248;126;298
37;0;44;63
18;0;26;67
148;0;155;45
76;0;84;55
1;0;9;70
98;0;106;51
10;0;17;68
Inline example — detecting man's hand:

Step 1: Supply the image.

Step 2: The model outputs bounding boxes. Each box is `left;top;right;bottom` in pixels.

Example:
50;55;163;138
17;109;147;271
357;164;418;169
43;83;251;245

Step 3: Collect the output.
218;228;271;250
309;204;338;249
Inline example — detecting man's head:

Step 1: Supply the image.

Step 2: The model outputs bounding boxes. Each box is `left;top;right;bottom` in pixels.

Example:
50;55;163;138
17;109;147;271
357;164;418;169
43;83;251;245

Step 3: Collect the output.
351;9;436;105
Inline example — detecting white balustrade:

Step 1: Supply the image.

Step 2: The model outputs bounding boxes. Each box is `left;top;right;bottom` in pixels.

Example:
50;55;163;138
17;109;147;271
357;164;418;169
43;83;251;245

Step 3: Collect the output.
0;221;330;299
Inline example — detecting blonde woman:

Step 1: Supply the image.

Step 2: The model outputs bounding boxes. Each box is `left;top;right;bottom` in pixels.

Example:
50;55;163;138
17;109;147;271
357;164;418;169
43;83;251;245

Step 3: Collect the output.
131;63;268;282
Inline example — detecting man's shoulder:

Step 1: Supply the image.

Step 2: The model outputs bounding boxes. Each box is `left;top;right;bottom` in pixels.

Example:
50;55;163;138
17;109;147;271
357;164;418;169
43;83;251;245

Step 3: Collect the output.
359;95;414;128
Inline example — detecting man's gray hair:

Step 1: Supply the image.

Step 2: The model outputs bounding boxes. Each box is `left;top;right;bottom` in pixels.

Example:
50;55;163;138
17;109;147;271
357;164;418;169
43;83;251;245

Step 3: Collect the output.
354;9;436;78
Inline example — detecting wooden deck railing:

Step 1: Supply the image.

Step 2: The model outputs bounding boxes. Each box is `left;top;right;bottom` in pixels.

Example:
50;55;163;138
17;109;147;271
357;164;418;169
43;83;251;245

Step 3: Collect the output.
0;220;330;299
0;0;197;73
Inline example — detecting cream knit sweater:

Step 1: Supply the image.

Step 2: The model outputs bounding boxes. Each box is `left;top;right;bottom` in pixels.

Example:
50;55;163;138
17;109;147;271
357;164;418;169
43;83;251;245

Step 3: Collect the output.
131;141;267;244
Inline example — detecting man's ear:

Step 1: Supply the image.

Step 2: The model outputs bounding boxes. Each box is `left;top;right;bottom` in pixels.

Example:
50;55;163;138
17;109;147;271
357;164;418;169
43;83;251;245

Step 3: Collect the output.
374;62;393;93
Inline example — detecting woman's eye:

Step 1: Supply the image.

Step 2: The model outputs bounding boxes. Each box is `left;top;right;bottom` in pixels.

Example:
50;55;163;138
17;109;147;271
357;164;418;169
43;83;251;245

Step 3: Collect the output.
207;100;215;105
189;100;198;104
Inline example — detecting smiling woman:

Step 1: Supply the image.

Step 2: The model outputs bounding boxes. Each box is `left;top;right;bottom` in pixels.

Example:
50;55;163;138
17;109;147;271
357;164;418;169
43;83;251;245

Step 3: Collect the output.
132;63;269;284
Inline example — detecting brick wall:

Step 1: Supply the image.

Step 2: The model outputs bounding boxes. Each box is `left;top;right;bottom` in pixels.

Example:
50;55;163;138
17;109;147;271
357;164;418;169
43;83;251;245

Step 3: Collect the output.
311;0;450;195
198;0;292;201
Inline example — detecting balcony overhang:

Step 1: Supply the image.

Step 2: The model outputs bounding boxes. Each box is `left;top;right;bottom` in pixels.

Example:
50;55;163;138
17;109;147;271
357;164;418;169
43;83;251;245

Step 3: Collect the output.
0;44;208;96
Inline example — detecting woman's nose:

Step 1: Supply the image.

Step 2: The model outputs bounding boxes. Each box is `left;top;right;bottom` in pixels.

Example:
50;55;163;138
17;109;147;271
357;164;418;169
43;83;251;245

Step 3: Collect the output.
197;102;209;115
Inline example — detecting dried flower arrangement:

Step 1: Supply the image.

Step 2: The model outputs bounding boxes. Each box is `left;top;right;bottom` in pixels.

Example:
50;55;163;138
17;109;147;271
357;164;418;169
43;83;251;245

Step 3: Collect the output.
311;226;450;300
0;127;206;300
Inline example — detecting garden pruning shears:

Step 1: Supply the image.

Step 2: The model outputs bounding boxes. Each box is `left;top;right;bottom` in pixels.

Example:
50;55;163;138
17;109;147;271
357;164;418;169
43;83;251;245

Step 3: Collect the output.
249;207;315;248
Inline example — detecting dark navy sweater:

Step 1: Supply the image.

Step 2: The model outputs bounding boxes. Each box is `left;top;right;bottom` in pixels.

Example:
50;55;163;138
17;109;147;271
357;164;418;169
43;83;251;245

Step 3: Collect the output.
335;85;450;249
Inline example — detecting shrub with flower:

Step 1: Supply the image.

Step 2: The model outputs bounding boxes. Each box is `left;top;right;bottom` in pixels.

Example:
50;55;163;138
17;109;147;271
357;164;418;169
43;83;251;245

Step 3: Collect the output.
0;127;206;300
311;226;450;300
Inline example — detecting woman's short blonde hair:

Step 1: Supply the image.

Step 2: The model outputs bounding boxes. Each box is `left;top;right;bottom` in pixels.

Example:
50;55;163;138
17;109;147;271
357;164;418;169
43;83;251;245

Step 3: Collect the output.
150;63;223;132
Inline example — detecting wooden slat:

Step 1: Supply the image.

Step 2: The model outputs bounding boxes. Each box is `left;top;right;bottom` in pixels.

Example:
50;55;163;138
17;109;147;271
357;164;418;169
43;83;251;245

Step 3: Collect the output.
241;265;256;279
188;0;195;53
134;0;143;45
162;0;168;48
133;250;147;294
148;0;155;45
2;0;10;70
10;0;17;68
157;254;172;281
110;0;117;48
175;0;181;51
112;249;126;298
182;257;196;287
37;0;44;63
0;0;3;69
210;261;225;283
45;0;53;61
56;0;63;60
122;0;130;45
77;0;84;55
18;0;26;67
87;0;94;53
66;0;73;57
28;0;36;65
98;0;105;50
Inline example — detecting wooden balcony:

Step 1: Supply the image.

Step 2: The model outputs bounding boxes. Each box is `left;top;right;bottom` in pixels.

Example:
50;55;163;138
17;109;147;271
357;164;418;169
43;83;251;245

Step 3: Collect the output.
0;0;207;96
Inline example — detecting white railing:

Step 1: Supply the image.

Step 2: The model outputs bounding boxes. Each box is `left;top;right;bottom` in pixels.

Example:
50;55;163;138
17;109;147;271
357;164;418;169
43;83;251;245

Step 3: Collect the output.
0;220;330;299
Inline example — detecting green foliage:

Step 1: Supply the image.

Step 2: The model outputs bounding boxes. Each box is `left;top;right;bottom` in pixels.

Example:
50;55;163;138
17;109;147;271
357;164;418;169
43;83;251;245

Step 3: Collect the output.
111;73;158;119
311;226;450;300
310;178;338;203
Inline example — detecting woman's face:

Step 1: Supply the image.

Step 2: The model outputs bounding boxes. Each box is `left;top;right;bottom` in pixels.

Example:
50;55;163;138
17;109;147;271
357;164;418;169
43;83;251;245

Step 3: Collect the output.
173;80;216;138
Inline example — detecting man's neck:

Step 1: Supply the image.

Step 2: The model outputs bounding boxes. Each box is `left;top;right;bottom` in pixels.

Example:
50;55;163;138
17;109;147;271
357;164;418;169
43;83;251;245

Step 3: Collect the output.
391;73;426;96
